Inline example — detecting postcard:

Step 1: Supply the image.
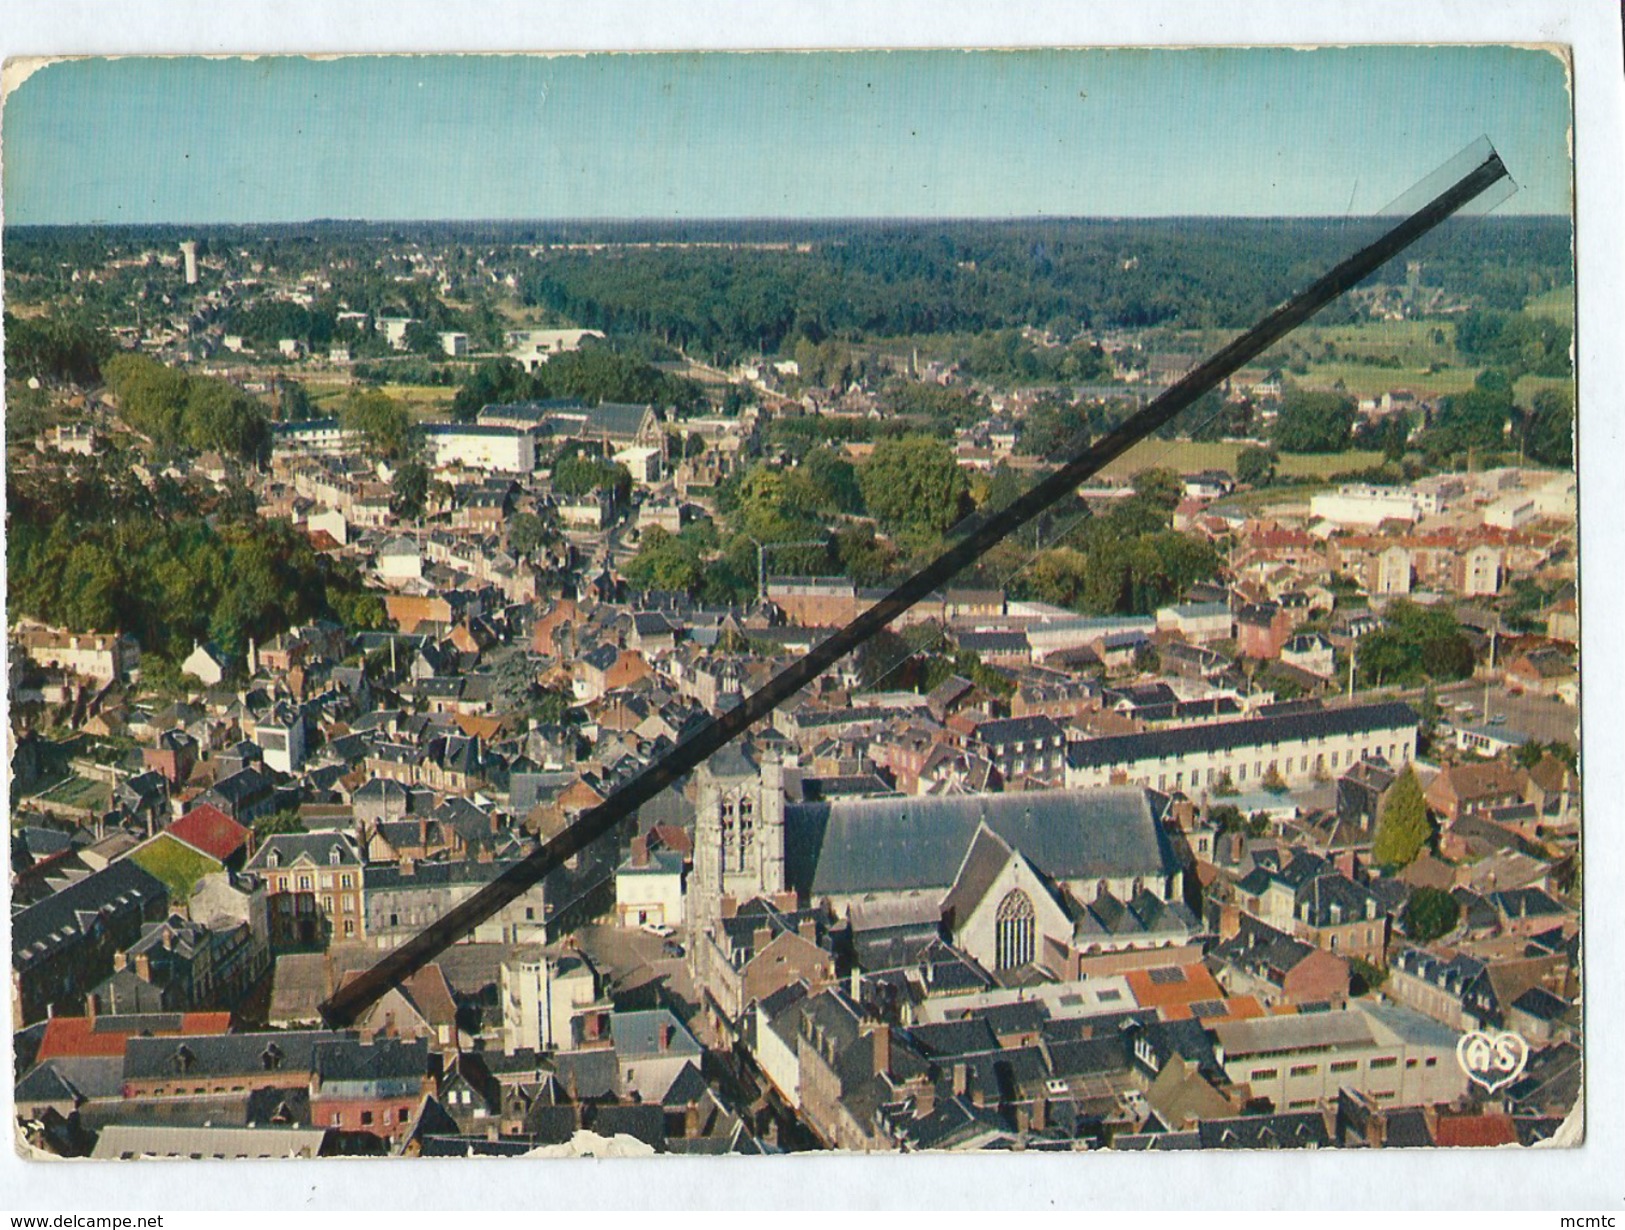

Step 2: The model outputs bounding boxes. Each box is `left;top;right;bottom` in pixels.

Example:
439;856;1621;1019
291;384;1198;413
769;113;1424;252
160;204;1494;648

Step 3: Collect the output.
1;12;1610;1213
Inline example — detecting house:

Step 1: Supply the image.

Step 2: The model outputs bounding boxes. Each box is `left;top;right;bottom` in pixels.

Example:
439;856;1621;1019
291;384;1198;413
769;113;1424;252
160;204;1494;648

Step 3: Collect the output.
1236;602;1294;659
1424;760;1528;826
338;964;460;1053
1155;602;1233;646
243;832;366;949
309;1036;437;1143
421;423;537;473
689;897;837;1027
966;714;1065;785
12;861;171;1027
181;641;229;686
610;1008;704;1103
1279;633;1336;680
1065;701;1419;794
572;644;651;703
501;951;600;1052
197;765;278;826
1211;916;1350;1009
1211;1002;1465;1110
1505;647;1577;700
615;835;685;928
364;851;611;948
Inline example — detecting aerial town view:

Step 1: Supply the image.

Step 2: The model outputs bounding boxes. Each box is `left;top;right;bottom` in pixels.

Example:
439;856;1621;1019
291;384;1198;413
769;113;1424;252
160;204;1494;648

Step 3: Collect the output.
5;47;1580;1161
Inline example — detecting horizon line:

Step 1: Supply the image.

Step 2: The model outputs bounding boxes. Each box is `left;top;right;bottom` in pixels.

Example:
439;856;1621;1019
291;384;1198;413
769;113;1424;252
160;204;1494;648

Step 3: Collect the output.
4;212;1572;230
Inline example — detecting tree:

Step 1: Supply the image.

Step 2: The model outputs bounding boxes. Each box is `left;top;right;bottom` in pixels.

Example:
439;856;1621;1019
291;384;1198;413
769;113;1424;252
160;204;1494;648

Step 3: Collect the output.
1427;384;1512;457
342;389;416;461
1401;886;1461;943
801;446;866;515
390;460;430;521
1235;446;1278;488
508;510;557;558
253;809;306;841
1273;389;1356;453
857;435;970;535
1373;765;1431;869
1130;467;1185;512
1521;386;1574;468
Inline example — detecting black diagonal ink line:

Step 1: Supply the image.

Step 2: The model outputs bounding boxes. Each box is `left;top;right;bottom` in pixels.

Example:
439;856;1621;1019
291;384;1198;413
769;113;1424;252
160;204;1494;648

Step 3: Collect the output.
320;147;1510;1029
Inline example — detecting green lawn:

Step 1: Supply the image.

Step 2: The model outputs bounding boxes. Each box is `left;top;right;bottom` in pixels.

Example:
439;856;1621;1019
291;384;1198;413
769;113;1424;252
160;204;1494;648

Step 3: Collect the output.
1099;438;1382;481
1524;285;1575;322
1304;319;1457;366
130;833;222;900
36;774;111;811
1292;362;1480;399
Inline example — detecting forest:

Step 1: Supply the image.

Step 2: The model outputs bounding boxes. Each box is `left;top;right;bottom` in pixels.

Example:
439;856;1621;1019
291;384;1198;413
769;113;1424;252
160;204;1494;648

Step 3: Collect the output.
7;457;387;675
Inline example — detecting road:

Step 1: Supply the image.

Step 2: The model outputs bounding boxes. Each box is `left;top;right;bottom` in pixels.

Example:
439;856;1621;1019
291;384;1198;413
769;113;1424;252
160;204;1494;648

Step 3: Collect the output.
1345;678;1579;747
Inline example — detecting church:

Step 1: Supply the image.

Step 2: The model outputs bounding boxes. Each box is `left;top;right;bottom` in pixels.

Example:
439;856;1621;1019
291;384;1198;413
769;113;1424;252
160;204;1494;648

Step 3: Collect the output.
686;745;1196;990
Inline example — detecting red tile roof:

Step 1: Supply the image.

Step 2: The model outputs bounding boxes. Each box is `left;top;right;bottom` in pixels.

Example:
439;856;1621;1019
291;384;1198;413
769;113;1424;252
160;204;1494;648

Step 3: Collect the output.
167;803;252;863
1433;1113;1519;1148
36;1011;234;1060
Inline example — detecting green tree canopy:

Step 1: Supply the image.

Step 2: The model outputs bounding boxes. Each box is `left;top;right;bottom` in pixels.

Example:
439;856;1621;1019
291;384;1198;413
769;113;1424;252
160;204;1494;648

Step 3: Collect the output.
1374;765;1432;869
857;435;971;535
1401;886;1461;942
341;389;417;461
1273;389;1356;453
1235;446;1278;487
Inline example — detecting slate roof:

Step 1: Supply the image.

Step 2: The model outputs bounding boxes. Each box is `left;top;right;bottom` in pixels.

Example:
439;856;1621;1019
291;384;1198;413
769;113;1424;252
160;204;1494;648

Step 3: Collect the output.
585;402;658;439
313;1037;431;1083
939;824;1016;927
1067;701;1419;770
244;832;362;871
13;859;168;972
1198;1111;1331;1150
123;1030;353;1082
785;787;1175;899
611;1009;702;1060
972;714;1063;746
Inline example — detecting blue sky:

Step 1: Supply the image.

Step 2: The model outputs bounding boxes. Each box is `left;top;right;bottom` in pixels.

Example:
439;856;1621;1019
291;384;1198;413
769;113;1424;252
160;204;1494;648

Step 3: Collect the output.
2;47;1571;224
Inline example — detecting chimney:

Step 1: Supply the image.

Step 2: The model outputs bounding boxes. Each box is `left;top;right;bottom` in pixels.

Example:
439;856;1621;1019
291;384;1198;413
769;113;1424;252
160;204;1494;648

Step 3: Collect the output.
418;816;429;847
631;836;649;868
799;916;818;943
914;1080;935;1118
952;1063;968;1098
849;966;862;1002
1032;1096;1048;1132
659;1022;673;1052
753;926;773;953
398;856;416;876
869;1024;891;1077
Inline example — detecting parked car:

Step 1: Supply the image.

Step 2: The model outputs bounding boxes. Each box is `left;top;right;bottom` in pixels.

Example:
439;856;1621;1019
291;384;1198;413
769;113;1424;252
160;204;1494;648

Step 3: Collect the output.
661;940;685;958
640;922;676;939
1489;713;1508;726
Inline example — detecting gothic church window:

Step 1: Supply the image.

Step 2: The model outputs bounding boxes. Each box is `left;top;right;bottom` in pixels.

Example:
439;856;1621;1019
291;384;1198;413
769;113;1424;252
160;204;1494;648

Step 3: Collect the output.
995;889;1036;970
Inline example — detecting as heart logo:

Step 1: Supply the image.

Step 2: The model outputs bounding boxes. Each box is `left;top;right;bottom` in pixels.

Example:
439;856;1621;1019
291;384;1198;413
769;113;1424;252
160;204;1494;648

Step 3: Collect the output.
1455;1029;1529;1093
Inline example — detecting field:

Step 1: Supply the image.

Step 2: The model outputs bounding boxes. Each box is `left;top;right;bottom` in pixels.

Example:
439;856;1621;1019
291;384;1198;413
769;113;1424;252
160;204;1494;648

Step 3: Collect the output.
1524;284;1576;322
1099;438;1383;481
301;379;456;421
1292;362;1479;399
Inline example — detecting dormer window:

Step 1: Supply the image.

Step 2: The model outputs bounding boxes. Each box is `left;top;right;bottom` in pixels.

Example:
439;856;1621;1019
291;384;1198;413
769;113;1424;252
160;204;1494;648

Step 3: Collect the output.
267;849;281;868
261;1043;284;1071
330;845;343;865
